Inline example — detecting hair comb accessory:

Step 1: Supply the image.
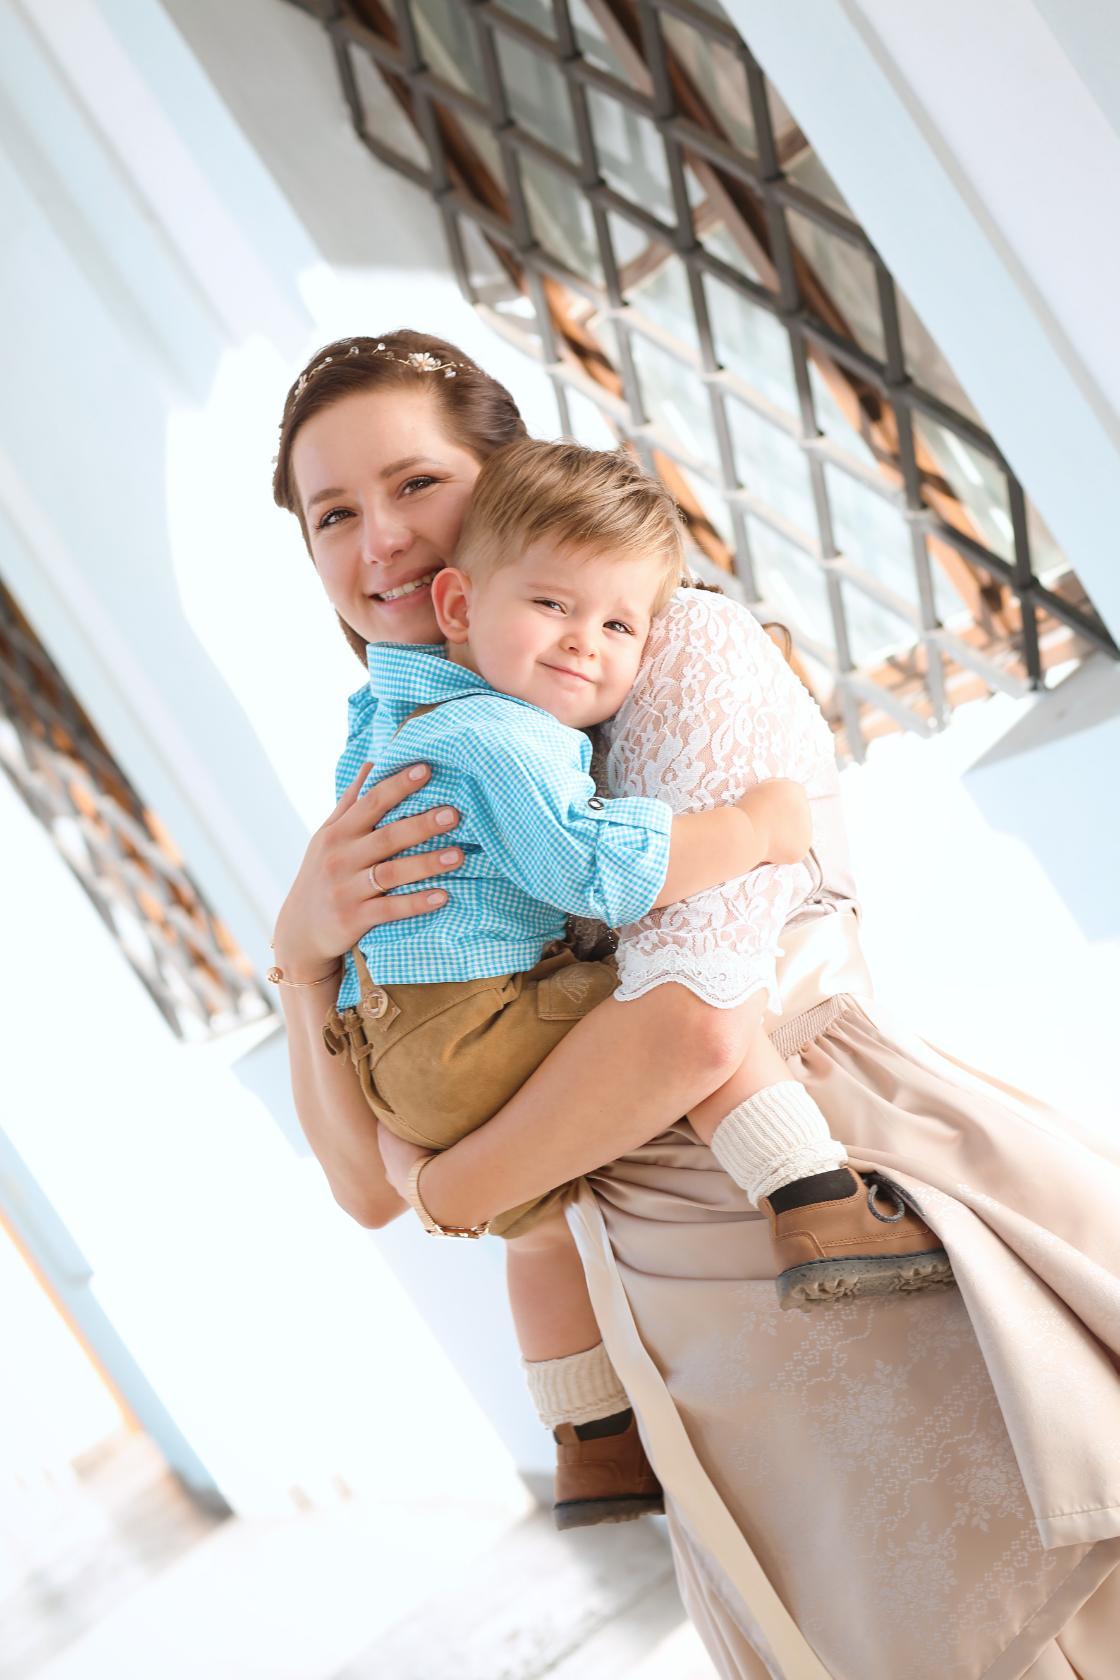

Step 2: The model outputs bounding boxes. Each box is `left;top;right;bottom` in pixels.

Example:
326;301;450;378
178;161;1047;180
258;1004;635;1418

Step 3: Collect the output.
293;340;463;399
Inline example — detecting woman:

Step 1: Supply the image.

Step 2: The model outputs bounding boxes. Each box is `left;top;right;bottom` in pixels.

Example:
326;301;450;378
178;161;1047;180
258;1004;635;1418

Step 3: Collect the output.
271;331;1120;1678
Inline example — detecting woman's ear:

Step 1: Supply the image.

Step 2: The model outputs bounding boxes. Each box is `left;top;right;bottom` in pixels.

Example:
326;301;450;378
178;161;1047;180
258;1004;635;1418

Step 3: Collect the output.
431;566;472;643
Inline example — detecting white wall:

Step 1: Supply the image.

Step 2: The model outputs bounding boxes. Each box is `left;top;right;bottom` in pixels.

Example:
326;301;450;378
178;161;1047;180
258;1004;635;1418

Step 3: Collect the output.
1021;0;1120;184
0;770;530;1517
852;0;1120;435
845;657;1120;1143
725;0;1120;641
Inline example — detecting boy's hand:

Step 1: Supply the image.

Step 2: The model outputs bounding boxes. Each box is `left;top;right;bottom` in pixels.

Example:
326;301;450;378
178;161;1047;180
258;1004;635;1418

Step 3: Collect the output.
736;778;811;865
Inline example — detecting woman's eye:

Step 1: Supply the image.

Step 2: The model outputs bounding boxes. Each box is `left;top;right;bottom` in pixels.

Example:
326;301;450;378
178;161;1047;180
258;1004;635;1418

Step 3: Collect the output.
317;507;351;530
400;474;438;496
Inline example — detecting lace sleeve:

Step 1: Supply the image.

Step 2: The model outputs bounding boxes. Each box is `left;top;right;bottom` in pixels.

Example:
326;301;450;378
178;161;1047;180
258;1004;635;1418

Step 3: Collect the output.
603;590;837;1010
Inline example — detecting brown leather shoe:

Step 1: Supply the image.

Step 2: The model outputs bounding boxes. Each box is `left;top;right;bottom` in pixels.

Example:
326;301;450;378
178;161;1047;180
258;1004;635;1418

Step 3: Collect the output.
553;1410;664;1531
763;1167;955;1311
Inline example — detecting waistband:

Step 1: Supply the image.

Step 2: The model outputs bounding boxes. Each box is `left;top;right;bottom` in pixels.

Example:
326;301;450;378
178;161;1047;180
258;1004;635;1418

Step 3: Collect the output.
768;993;850;1059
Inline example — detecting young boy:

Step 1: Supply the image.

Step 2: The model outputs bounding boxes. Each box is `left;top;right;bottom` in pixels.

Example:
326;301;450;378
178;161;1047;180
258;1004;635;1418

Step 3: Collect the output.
325;440;948;1527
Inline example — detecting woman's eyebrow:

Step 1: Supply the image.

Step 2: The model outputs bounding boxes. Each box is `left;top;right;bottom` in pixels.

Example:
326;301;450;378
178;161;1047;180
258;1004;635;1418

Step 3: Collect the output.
306;485;346;513
379;455;440;479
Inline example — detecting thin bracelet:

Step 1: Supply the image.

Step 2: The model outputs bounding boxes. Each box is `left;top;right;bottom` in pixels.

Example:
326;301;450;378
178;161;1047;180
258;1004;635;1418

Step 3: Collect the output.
404;1155;491;1239
266;964;341;989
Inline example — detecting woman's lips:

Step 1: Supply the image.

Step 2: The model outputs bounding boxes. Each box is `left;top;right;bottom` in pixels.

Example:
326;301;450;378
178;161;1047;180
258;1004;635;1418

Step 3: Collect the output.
369;569;441;604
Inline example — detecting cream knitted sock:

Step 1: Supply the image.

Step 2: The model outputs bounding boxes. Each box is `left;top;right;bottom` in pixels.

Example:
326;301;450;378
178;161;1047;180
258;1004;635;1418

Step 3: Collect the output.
522;1340;630;1431
709;1082;847;1206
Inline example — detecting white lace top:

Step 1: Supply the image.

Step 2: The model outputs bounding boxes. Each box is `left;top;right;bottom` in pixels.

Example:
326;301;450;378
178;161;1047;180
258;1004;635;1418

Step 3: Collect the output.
603;589;843;1010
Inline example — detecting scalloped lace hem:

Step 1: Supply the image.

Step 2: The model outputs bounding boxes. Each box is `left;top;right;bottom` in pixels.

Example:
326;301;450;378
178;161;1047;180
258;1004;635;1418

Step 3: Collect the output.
614;962;779;1012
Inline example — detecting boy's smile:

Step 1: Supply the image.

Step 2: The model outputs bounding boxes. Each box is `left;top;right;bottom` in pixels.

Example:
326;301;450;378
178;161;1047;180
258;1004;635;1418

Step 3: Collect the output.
437;540;661;729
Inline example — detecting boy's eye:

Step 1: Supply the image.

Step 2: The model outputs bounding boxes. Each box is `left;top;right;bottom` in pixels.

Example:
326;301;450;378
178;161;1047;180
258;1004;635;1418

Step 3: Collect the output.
533;598;565;612
605;619;633;635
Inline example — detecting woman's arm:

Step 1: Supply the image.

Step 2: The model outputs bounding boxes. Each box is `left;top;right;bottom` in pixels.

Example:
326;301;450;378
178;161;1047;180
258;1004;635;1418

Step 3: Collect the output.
273;760;464;1225
281;982;405;1227
380;984;767;1231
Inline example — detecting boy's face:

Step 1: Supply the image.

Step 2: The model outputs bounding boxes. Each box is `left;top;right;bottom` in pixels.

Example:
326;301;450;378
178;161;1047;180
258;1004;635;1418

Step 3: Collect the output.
449;539;659;728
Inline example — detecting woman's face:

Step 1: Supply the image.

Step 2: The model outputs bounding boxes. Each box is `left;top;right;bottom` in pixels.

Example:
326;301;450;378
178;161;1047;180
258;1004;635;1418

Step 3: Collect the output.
292;386;482;647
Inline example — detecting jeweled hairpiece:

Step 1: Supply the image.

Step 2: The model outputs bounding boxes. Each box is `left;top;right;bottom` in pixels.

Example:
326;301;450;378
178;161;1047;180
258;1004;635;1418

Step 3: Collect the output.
292;340;463;400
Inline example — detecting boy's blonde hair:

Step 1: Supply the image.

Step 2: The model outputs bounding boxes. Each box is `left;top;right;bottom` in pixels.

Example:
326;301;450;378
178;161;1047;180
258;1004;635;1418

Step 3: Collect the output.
456;439;686;615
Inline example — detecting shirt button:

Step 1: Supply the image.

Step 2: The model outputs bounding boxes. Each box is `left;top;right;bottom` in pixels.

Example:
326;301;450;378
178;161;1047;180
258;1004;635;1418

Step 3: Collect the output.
587;797;604;810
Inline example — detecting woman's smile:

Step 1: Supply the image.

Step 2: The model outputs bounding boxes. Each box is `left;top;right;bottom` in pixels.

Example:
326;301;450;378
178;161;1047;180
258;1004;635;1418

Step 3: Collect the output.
368;567;443;605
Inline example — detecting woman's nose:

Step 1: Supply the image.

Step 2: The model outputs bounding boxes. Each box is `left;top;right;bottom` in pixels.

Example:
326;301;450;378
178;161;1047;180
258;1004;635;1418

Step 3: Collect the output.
360;507;412;565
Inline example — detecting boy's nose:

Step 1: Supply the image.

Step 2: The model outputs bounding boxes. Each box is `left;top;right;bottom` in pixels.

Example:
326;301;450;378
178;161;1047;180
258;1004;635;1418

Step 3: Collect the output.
561;623;597;656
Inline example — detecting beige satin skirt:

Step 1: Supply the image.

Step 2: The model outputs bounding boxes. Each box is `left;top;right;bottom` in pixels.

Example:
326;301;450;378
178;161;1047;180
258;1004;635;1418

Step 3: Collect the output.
570;912;1120;1680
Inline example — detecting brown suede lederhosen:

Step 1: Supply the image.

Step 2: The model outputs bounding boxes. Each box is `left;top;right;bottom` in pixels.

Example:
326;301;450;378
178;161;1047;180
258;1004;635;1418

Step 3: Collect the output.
324;942;616;1238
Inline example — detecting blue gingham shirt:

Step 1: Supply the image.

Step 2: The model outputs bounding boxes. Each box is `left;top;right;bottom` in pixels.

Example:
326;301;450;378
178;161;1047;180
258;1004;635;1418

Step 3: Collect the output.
334;642;673;1006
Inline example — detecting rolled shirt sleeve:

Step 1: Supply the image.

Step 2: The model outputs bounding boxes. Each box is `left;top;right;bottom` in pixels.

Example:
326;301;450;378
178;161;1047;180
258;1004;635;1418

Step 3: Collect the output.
436;707;673;927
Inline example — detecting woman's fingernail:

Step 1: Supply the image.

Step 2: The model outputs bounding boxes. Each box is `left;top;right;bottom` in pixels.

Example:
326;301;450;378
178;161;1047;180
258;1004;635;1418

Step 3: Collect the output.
435;808;457;827
439;849;459;865
426;891;447;906
408;764;429;782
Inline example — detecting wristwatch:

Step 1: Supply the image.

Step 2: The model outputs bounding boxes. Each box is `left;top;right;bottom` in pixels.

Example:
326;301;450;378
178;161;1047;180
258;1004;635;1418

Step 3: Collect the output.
403;1155;491;1239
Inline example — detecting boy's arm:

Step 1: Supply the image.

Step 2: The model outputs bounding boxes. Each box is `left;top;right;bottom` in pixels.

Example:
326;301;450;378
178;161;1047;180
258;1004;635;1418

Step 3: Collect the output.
436;708;672;926
438;706;810;925
654;779;811;909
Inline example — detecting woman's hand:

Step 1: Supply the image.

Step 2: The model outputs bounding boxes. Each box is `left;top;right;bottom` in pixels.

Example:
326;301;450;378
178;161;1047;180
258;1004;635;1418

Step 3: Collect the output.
271;762;463;981
376;1124;431;1204
736;777;811;866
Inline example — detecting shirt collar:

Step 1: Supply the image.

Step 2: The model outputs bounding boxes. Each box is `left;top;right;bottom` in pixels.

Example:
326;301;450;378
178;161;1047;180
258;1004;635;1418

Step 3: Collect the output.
364;640;496;719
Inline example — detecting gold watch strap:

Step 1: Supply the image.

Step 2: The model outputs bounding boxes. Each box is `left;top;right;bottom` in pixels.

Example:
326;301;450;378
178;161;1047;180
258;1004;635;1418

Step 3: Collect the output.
403;1156;490;1239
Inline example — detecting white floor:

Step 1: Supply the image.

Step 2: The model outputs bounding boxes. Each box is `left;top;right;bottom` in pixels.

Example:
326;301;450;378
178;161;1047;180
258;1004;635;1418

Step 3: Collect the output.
27;1499;716;1680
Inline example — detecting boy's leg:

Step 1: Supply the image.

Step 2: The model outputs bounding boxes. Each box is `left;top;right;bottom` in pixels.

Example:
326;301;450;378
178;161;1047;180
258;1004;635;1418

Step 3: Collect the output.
688;1031;845;1194
689;1030;953;1310
507;1212;663;1530
505;1207;602;1363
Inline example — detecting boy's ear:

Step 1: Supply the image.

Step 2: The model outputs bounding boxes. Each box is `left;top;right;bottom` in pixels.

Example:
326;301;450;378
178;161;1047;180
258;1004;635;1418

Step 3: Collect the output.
431;566;472;643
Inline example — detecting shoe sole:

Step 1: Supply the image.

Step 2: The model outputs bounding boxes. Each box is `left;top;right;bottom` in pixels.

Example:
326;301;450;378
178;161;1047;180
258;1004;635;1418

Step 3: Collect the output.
553;1495;665;1531
778;1249;956;1312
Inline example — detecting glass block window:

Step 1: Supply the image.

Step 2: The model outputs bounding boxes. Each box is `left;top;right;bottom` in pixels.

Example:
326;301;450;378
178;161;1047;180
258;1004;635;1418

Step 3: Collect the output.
0;579;274;1042
291;0;1116;757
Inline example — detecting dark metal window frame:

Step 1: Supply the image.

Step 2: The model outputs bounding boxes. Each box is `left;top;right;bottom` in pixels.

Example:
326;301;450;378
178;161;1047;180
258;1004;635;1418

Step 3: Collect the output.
0;578;275;1042
287;0;1116;757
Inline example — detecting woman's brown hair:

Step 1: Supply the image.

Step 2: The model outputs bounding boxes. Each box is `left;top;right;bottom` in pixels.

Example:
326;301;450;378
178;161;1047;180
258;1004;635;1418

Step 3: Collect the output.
273;330;528;661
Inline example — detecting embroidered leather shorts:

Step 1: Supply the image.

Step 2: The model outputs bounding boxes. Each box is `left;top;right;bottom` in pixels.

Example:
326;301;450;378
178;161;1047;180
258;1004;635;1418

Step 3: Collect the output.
323;944;617;1239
